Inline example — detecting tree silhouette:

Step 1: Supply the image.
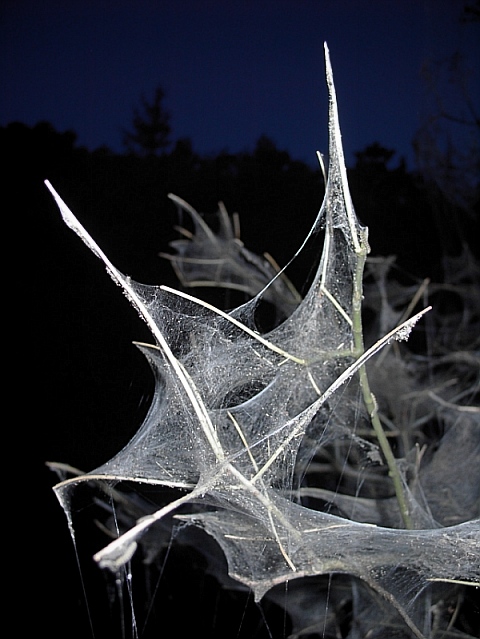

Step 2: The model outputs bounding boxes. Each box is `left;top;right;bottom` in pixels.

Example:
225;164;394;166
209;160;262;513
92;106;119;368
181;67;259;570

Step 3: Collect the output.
354;142;396;171
123;87;172;157
462;0;480;23
412;3;479;259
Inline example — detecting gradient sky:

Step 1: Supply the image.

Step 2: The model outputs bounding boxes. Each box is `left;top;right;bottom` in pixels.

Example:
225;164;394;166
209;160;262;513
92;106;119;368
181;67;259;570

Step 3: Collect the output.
2;0;479;168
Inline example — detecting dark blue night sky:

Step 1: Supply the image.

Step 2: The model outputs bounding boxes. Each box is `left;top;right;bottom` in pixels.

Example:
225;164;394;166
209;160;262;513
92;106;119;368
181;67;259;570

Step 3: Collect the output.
2;0;479;169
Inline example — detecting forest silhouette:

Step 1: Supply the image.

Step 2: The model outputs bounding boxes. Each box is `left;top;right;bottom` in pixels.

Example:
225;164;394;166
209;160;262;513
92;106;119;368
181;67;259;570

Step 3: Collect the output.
6;113;478;275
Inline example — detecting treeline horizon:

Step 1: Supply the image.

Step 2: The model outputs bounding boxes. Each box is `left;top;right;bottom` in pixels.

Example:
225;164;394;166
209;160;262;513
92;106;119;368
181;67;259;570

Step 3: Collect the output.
5;118;479;284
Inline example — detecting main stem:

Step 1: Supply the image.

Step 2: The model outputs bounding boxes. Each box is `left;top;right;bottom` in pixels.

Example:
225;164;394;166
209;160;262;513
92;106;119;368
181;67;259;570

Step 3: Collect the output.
352;247;413;529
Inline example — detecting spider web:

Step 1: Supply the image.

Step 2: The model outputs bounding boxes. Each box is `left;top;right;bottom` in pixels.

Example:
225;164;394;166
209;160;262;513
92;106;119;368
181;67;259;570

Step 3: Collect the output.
47;44;479;639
